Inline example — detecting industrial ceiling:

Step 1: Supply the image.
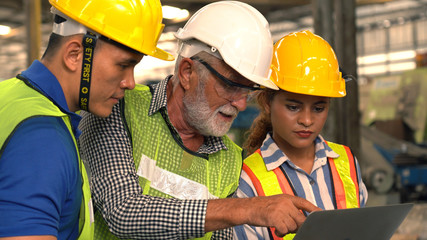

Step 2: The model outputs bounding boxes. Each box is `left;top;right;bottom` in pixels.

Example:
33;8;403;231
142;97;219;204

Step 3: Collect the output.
0;0;423;81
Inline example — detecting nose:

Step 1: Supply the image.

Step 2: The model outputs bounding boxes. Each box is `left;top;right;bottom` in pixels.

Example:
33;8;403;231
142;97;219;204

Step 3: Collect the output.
230;96;247;112
120;71;136;90
298;108;313;127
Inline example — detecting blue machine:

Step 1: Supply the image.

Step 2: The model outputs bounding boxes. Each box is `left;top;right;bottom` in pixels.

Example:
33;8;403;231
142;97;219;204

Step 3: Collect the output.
373;143;427;202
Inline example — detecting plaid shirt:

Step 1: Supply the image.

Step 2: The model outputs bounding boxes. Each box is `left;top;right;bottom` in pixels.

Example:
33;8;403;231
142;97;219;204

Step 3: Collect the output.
78;76;232;239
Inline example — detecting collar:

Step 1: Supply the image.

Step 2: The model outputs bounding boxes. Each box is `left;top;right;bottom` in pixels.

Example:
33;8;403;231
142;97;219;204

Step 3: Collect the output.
260;133;340;171
147;76;227;154
147;75;171;116
20;60;82;137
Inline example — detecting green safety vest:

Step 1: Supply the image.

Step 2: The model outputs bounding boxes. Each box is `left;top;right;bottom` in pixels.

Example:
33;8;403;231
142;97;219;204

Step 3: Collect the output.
0;77;94;240
94;84;242;240
242;141;360;240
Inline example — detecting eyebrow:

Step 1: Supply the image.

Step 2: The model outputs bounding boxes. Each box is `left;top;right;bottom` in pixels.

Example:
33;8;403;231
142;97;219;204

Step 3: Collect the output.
128;59;141;65
121;57;141;65
285;99;328;105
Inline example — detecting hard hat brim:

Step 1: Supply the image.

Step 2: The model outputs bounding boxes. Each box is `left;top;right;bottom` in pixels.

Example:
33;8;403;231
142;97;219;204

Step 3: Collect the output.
152;48;175;61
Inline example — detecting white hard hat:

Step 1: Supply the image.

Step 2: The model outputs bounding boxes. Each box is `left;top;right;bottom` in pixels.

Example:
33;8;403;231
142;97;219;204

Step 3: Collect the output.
174;1;278;90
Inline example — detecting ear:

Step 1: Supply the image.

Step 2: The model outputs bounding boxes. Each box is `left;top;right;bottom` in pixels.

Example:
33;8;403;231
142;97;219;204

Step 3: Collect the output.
177;58;195;90
62;38;83;72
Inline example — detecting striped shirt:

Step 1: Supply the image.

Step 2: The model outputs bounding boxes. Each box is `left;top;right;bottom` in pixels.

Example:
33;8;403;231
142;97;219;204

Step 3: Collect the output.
233;133;368;240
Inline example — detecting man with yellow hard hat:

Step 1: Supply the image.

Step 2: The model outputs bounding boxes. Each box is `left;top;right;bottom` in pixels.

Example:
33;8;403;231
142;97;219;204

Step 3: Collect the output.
0;0;173;239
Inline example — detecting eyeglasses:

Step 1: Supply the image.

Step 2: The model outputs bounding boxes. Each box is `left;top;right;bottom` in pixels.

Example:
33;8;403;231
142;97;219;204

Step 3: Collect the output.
190;56;262;101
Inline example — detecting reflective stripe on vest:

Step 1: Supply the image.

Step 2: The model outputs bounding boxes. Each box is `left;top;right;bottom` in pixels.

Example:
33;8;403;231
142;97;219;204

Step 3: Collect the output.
0;78;94;240
243;141;360;240
325;141;360;209
242;149;295;240
94;84;242;240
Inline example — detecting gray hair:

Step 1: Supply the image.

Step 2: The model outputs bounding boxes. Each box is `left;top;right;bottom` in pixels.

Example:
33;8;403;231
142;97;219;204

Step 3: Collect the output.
173;51;217;88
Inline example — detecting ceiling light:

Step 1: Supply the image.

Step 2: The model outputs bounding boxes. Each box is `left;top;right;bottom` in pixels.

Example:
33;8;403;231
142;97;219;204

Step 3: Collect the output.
162;6;189;21
358;53;387;65
0;25;11;35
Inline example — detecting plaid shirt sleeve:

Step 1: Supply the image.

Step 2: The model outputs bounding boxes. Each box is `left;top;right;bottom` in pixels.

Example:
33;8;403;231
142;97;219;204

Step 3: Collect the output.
212;227;233;239
78;104;213;239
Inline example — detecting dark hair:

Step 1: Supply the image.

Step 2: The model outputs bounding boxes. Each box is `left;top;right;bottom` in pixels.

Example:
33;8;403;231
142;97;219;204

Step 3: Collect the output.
243;88;278;155
41;33;64;60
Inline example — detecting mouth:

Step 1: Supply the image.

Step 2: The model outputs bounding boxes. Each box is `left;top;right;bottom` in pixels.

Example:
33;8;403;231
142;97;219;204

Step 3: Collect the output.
217;105;238;121
219;111;235;121
109;95;123;104
295;130;313;138
112;94;124;100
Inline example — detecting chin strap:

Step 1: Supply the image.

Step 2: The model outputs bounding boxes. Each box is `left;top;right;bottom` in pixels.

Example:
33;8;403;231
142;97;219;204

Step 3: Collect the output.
79;31;97;111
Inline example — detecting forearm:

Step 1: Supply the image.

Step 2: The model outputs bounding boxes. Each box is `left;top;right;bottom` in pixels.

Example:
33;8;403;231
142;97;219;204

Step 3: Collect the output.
205;197;255;232
204;168;261;231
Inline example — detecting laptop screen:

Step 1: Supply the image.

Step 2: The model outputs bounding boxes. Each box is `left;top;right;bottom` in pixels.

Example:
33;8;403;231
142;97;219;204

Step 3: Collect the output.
293;203;414;240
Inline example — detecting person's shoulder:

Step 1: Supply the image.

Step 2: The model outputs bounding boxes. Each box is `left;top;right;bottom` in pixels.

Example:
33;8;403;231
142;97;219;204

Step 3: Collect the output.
221;135;242;151
4;116;77;164
324;139;350;150
126;83;150;96
1;116;79;193
318;135;348;149
124;83;152;104
243;150;262;163
134;83;150;91
21;116;72;139
0;117;79;238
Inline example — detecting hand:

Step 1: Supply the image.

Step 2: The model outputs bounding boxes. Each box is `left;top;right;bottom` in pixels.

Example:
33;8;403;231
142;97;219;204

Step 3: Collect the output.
251;194;321;237
205;193;321;236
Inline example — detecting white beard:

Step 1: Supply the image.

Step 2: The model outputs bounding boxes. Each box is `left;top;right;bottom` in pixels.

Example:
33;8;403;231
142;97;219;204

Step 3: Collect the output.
183;86;238;137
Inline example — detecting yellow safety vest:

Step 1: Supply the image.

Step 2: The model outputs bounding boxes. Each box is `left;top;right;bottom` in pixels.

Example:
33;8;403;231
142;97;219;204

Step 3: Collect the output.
242;141;360;240
94;84;242;240
0;77;94;240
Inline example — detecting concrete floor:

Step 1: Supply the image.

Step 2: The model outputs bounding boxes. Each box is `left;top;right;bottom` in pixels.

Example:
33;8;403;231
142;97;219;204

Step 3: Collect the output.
367;191;427;240
391;202;427;240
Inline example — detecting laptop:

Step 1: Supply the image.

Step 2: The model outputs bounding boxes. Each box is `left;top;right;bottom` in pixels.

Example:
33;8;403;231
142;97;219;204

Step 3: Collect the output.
293;203;414;240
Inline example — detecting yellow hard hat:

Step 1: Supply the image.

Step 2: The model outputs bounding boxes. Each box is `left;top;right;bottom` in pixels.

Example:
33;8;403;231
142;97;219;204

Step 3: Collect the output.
270;30;346;97
49;0;174;61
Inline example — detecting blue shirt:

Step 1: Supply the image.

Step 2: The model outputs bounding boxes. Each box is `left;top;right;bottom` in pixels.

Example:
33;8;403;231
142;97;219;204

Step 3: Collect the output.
233;133;368;240
0;60;83;239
